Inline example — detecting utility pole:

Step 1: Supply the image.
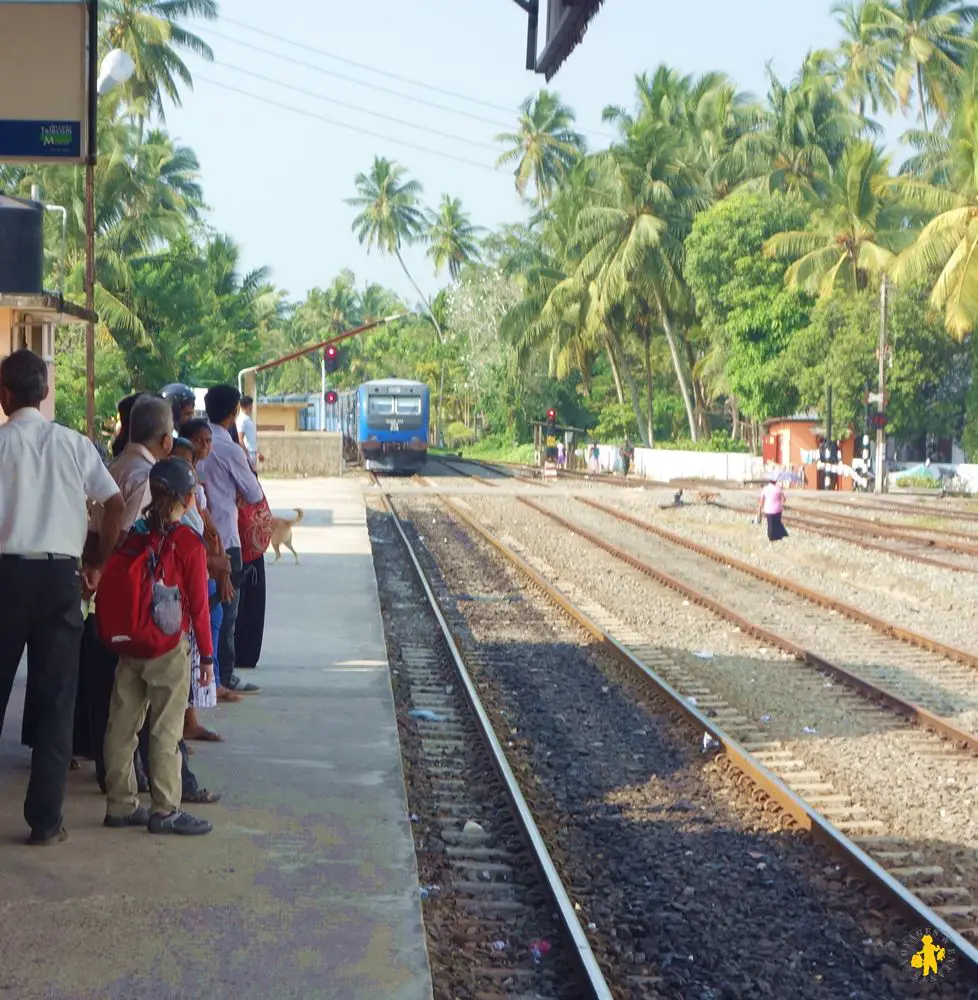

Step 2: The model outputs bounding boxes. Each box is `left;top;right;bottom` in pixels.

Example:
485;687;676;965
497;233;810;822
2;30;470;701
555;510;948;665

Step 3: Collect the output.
875;276;888;494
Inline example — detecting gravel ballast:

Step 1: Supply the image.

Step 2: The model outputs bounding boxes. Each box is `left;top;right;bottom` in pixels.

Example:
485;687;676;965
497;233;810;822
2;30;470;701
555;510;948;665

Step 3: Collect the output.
460;494;978;898
393;496;974;999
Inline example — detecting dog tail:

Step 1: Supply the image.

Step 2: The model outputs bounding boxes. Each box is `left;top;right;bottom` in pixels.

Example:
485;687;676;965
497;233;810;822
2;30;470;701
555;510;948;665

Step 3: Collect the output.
291;508;304;525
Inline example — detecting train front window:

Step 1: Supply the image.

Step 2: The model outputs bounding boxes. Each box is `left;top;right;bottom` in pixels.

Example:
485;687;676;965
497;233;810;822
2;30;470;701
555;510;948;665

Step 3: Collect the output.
368;396;394;415
395;397;422;415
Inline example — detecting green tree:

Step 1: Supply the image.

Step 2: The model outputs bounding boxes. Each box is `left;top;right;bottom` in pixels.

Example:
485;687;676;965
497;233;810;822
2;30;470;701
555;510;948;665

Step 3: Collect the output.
764;139;907;294
874;0;978;129
828;0;898;115
892;58;978;335
685;190;812;424
494;90;586;207
100;0;218;123
427;196;483;281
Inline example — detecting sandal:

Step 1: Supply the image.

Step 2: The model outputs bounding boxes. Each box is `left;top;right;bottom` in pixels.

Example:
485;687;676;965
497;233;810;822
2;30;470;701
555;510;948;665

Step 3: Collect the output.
185;727;224;743
182;788;222;805
216;687;244;703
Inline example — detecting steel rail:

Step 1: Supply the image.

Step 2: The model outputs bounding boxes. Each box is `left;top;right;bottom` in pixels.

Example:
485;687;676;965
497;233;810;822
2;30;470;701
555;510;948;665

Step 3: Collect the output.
435;456;500;486
429;493;978;975
795;494;978;525
711;499;977;574
378;492;614;1000
781;504;978;555
516;497;978;753
577;496;978;671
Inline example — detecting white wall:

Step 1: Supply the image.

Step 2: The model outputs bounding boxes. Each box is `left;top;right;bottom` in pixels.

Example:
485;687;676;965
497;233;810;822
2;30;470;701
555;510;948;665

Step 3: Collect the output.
588;444;764;483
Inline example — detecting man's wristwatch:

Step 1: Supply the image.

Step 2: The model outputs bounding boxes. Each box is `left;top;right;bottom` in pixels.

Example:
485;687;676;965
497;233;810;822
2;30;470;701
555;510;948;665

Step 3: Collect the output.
200;656;214;665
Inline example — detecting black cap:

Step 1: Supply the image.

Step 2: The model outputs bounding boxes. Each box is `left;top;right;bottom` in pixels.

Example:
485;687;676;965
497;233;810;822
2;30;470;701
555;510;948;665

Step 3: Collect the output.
160;383;196;408
149;457;197;498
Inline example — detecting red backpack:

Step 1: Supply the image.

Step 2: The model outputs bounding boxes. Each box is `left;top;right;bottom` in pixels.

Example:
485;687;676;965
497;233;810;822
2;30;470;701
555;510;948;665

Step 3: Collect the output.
96;526;192;659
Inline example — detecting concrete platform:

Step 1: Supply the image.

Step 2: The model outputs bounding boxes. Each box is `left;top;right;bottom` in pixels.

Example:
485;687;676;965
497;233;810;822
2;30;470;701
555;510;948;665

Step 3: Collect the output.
0;478;433;1000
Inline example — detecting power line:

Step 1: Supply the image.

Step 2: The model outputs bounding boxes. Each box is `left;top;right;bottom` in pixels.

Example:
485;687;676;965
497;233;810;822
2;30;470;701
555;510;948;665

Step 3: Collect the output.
215;61;499;152
193;75;499;173
220;15;524;116
199;20;616;143
200;27;516;132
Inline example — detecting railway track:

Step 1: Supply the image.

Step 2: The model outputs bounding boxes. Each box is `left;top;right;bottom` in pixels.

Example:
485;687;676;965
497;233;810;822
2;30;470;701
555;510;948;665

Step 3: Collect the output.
795;494;978;526
370;496;612;999
371;486;978;989
523;495;978;745
713;497;978;573
452;492;978;958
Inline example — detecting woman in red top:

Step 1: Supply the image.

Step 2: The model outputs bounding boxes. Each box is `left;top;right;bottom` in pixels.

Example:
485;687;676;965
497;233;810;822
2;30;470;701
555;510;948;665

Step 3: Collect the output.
102;458;215;836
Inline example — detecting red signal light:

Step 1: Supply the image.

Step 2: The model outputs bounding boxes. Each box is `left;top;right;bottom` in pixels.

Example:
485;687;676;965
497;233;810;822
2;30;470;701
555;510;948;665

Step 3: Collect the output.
325;344;338;360
546;408;556;421
325;390;338;405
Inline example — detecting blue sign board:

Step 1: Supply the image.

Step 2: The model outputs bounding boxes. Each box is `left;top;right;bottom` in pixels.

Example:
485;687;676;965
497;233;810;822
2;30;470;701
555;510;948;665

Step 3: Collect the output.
0;120;81;160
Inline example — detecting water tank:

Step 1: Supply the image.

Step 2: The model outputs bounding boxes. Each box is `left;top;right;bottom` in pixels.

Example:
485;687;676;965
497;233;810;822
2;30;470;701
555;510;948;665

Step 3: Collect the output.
0;195;44;294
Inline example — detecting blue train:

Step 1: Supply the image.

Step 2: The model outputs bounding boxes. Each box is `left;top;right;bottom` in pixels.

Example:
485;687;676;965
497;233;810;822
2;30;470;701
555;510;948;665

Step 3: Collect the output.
338;378;430;474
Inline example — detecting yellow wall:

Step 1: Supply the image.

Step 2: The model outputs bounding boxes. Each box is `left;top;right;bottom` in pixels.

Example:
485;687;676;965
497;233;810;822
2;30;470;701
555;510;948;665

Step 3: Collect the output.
256;403;302;433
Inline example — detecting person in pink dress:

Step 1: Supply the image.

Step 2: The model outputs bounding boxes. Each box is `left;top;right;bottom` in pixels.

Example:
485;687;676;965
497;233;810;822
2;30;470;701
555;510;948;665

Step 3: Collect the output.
757;473;789;542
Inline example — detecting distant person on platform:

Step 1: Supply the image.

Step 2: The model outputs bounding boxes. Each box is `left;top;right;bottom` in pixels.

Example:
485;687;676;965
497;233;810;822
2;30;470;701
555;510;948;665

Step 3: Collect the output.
621;438;634;478
758;472;789;543
236;396;259;468
0;350;125;845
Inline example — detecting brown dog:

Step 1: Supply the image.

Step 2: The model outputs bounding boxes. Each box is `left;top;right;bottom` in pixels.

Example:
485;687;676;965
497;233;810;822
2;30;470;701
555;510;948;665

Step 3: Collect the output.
270;508;304;564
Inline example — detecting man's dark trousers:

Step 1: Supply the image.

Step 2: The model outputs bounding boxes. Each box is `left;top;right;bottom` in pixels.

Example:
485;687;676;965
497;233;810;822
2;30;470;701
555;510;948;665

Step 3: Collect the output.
217;546;243;687
0;555;83;837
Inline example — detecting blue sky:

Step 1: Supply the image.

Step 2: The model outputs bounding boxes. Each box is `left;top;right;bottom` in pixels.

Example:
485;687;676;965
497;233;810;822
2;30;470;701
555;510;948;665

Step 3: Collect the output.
164;0;886;305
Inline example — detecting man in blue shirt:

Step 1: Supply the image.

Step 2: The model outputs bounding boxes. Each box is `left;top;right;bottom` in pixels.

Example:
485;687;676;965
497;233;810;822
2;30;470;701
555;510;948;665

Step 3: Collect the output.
198;386;262;696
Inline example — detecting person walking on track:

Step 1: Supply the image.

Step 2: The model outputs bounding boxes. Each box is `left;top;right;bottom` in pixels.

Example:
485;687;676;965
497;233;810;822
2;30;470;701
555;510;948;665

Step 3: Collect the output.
0;350;125;845
758;472;789;543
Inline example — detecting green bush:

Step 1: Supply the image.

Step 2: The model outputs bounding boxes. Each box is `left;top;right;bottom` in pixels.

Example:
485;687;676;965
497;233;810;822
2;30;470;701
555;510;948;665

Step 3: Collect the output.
653;430;750;453
892;474;941;489
444;421;475;450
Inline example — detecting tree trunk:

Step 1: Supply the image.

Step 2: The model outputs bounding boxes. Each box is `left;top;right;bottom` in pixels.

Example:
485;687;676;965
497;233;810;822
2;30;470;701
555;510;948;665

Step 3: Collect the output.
730;394;740;441
395;246;445;436
603;333;626;405
605;324;649;446
643;331;655;446
917;62;928;132
653;290;699;441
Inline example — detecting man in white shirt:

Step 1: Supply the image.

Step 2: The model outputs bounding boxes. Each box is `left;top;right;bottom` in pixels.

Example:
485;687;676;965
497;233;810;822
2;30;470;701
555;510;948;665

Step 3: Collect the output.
200;385;263;695
236;395;259;468
0;350;125;846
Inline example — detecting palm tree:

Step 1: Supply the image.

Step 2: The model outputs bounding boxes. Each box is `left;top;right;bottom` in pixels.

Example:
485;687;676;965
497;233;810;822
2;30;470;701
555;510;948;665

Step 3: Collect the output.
427;196;483;280
604;67;762;198
764;139;907;294
828;0;898;115
874;0;978;130
495;91;586;207
100;0;218;122
347;157;437;324
347;156;447;429
746;62;869;198
891;58;978;335
575;121;708;440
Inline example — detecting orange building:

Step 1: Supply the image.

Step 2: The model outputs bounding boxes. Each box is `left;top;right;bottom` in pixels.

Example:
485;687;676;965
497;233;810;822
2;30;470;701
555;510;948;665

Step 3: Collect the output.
762;413;856;491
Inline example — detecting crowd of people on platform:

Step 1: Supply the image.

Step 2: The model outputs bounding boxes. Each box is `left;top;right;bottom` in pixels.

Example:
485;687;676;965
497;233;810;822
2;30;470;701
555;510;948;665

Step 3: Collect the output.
0;349;271;844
